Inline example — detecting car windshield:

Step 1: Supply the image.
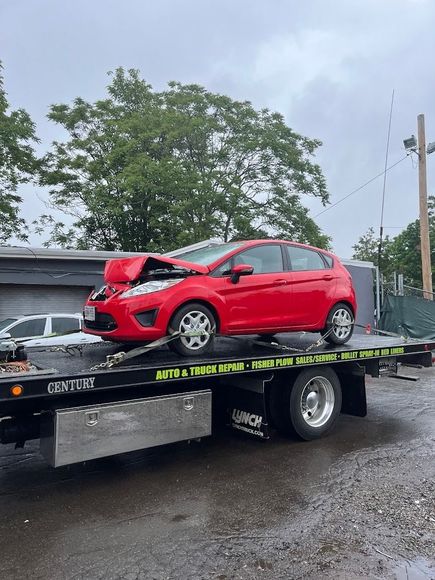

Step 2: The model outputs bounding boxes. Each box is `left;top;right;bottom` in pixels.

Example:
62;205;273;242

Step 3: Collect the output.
0;318;17;333
174;243;244;266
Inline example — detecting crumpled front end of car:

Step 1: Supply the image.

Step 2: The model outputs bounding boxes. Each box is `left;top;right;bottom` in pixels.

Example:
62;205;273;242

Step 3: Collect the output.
83;287;170;341
82;255;206;342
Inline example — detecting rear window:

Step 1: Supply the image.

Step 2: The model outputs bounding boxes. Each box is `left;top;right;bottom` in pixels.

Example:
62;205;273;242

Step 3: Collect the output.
322;254;334;268
287;246;326;271
52;317;81;334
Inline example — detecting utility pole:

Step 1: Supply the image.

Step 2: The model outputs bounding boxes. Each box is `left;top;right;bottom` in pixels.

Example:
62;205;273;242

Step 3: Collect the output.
417;113;433;300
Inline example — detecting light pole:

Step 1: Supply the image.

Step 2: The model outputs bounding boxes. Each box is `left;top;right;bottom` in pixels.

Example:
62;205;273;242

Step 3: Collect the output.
403;114;435;300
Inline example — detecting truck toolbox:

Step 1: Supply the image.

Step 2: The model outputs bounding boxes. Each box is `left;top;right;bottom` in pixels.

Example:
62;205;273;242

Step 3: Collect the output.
40;390;211;467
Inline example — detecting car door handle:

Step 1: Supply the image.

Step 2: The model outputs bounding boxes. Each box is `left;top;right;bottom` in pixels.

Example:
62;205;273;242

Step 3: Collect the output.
322;274;334;281
273;279;288;286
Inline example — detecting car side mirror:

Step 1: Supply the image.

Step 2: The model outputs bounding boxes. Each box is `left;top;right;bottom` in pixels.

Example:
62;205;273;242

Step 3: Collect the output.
0;333;12;340
231;263;254;284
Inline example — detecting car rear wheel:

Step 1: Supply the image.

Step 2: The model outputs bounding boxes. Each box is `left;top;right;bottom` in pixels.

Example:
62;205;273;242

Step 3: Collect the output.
168;303;216;356
321;303;354;345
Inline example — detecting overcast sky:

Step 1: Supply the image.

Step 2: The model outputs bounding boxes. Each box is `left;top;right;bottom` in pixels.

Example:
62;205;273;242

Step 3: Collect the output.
1;0;435;257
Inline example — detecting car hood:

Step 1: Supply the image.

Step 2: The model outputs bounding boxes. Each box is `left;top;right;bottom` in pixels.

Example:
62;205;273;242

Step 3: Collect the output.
104;255;209;283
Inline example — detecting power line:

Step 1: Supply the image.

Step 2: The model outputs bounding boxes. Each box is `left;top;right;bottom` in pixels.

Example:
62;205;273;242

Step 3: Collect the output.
5;246;78;279
314;153;410;218
378;89;395;269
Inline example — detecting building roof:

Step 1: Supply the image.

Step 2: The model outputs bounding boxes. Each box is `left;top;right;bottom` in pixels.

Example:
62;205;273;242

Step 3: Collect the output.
341;258;375;268
0;243;375;269
0;246;148;261
0;239;223;262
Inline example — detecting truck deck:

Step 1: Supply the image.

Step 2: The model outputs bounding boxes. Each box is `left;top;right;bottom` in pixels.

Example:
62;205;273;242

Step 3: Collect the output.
1;333;433;404
1;332;434;467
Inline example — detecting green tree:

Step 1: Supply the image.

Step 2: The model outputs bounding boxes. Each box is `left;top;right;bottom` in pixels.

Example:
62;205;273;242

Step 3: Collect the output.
352;197;435;288
163;81;329;247
388;196;435;287
0;63;39;242
352;227;394;280
352;227;392;264
41;68;329;252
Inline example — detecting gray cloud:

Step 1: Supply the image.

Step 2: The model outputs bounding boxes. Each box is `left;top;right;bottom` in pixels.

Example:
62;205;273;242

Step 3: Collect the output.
1;0;435;256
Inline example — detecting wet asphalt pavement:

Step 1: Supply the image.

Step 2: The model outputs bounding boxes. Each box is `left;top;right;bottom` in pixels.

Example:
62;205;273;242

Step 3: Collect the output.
0;367;434;579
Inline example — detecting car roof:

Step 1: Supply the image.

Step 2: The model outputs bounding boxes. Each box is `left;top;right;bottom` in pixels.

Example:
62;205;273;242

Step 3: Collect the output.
234;239;334;255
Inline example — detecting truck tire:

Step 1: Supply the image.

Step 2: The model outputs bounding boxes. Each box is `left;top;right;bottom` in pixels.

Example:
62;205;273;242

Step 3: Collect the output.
321;303;354;345
168;303;216;356
269;367;342;440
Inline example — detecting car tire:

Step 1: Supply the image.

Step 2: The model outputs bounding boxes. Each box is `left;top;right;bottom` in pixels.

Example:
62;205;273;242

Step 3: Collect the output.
168;303;216;356
269;367;342;440
321;303;354;345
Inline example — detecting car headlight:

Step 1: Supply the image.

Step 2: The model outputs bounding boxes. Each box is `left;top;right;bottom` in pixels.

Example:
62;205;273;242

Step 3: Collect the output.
121;279;183;298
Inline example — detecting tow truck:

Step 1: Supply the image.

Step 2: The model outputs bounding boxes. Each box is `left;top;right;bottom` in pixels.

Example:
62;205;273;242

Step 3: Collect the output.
0;331;433;467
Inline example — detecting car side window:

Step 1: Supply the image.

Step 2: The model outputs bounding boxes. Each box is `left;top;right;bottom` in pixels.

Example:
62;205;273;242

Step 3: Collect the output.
52;317;80;334
8;318;46;338
234;245;283;274
213;259;232;277
322;254;333;268
287;246;326;271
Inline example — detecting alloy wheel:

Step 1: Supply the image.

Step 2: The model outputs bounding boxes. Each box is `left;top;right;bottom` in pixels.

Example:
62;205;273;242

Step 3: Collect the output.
179;310;212;350
331;308;353;340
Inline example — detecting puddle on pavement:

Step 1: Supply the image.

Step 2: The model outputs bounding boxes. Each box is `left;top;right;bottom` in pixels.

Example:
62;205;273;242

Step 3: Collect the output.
394;558;434;579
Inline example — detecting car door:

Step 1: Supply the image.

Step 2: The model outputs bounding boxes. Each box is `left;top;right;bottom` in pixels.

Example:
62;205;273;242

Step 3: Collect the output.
285;245;337;327
210;243;291;332
26;316;94;346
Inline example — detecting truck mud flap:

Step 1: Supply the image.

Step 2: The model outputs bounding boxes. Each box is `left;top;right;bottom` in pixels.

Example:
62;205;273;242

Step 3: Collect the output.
336;366;367;417
225;373;273;440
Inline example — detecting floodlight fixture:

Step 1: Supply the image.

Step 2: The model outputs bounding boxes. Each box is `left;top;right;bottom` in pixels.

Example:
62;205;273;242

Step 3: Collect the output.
427;141;435;156
403;135;417;150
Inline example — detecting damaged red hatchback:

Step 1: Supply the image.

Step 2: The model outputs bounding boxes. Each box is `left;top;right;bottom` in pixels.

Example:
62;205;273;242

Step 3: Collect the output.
83;240;357;356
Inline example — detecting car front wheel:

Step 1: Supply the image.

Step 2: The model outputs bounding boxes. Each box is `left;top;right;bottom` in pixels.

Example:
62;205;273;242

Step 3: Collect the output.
168;303;216;356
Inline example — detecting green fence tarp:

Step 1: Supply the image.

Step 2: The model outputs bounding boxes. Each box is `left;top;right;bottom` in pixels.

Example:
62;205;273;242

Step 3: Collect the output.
379;294;435;340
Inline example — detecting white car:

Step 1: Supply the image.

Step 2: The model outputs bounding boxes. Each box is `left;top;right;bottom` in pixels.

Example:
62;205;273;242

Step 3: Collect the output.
0;313;102;348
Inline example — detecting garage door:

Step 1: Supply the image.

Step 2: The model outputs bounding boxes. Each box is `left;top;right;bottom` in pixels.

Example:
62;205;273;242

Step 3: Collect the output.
0;285;93;319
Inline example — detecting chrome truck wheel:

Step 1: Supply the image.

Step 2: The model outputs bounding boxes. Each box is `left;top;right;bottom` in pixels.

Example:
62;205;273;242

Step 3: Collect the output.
300;376;335;428
269;367;342;440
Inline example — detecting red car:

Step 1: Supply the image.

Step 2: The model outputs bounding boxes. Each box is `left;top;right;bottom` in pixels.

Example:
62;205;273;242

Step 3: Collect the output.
83;240;357;356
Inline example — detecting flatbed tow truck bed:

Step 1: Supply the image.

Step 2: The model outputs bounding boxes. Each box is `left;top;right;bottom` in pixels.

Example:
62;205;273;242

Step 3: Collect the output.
1;333;433;467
